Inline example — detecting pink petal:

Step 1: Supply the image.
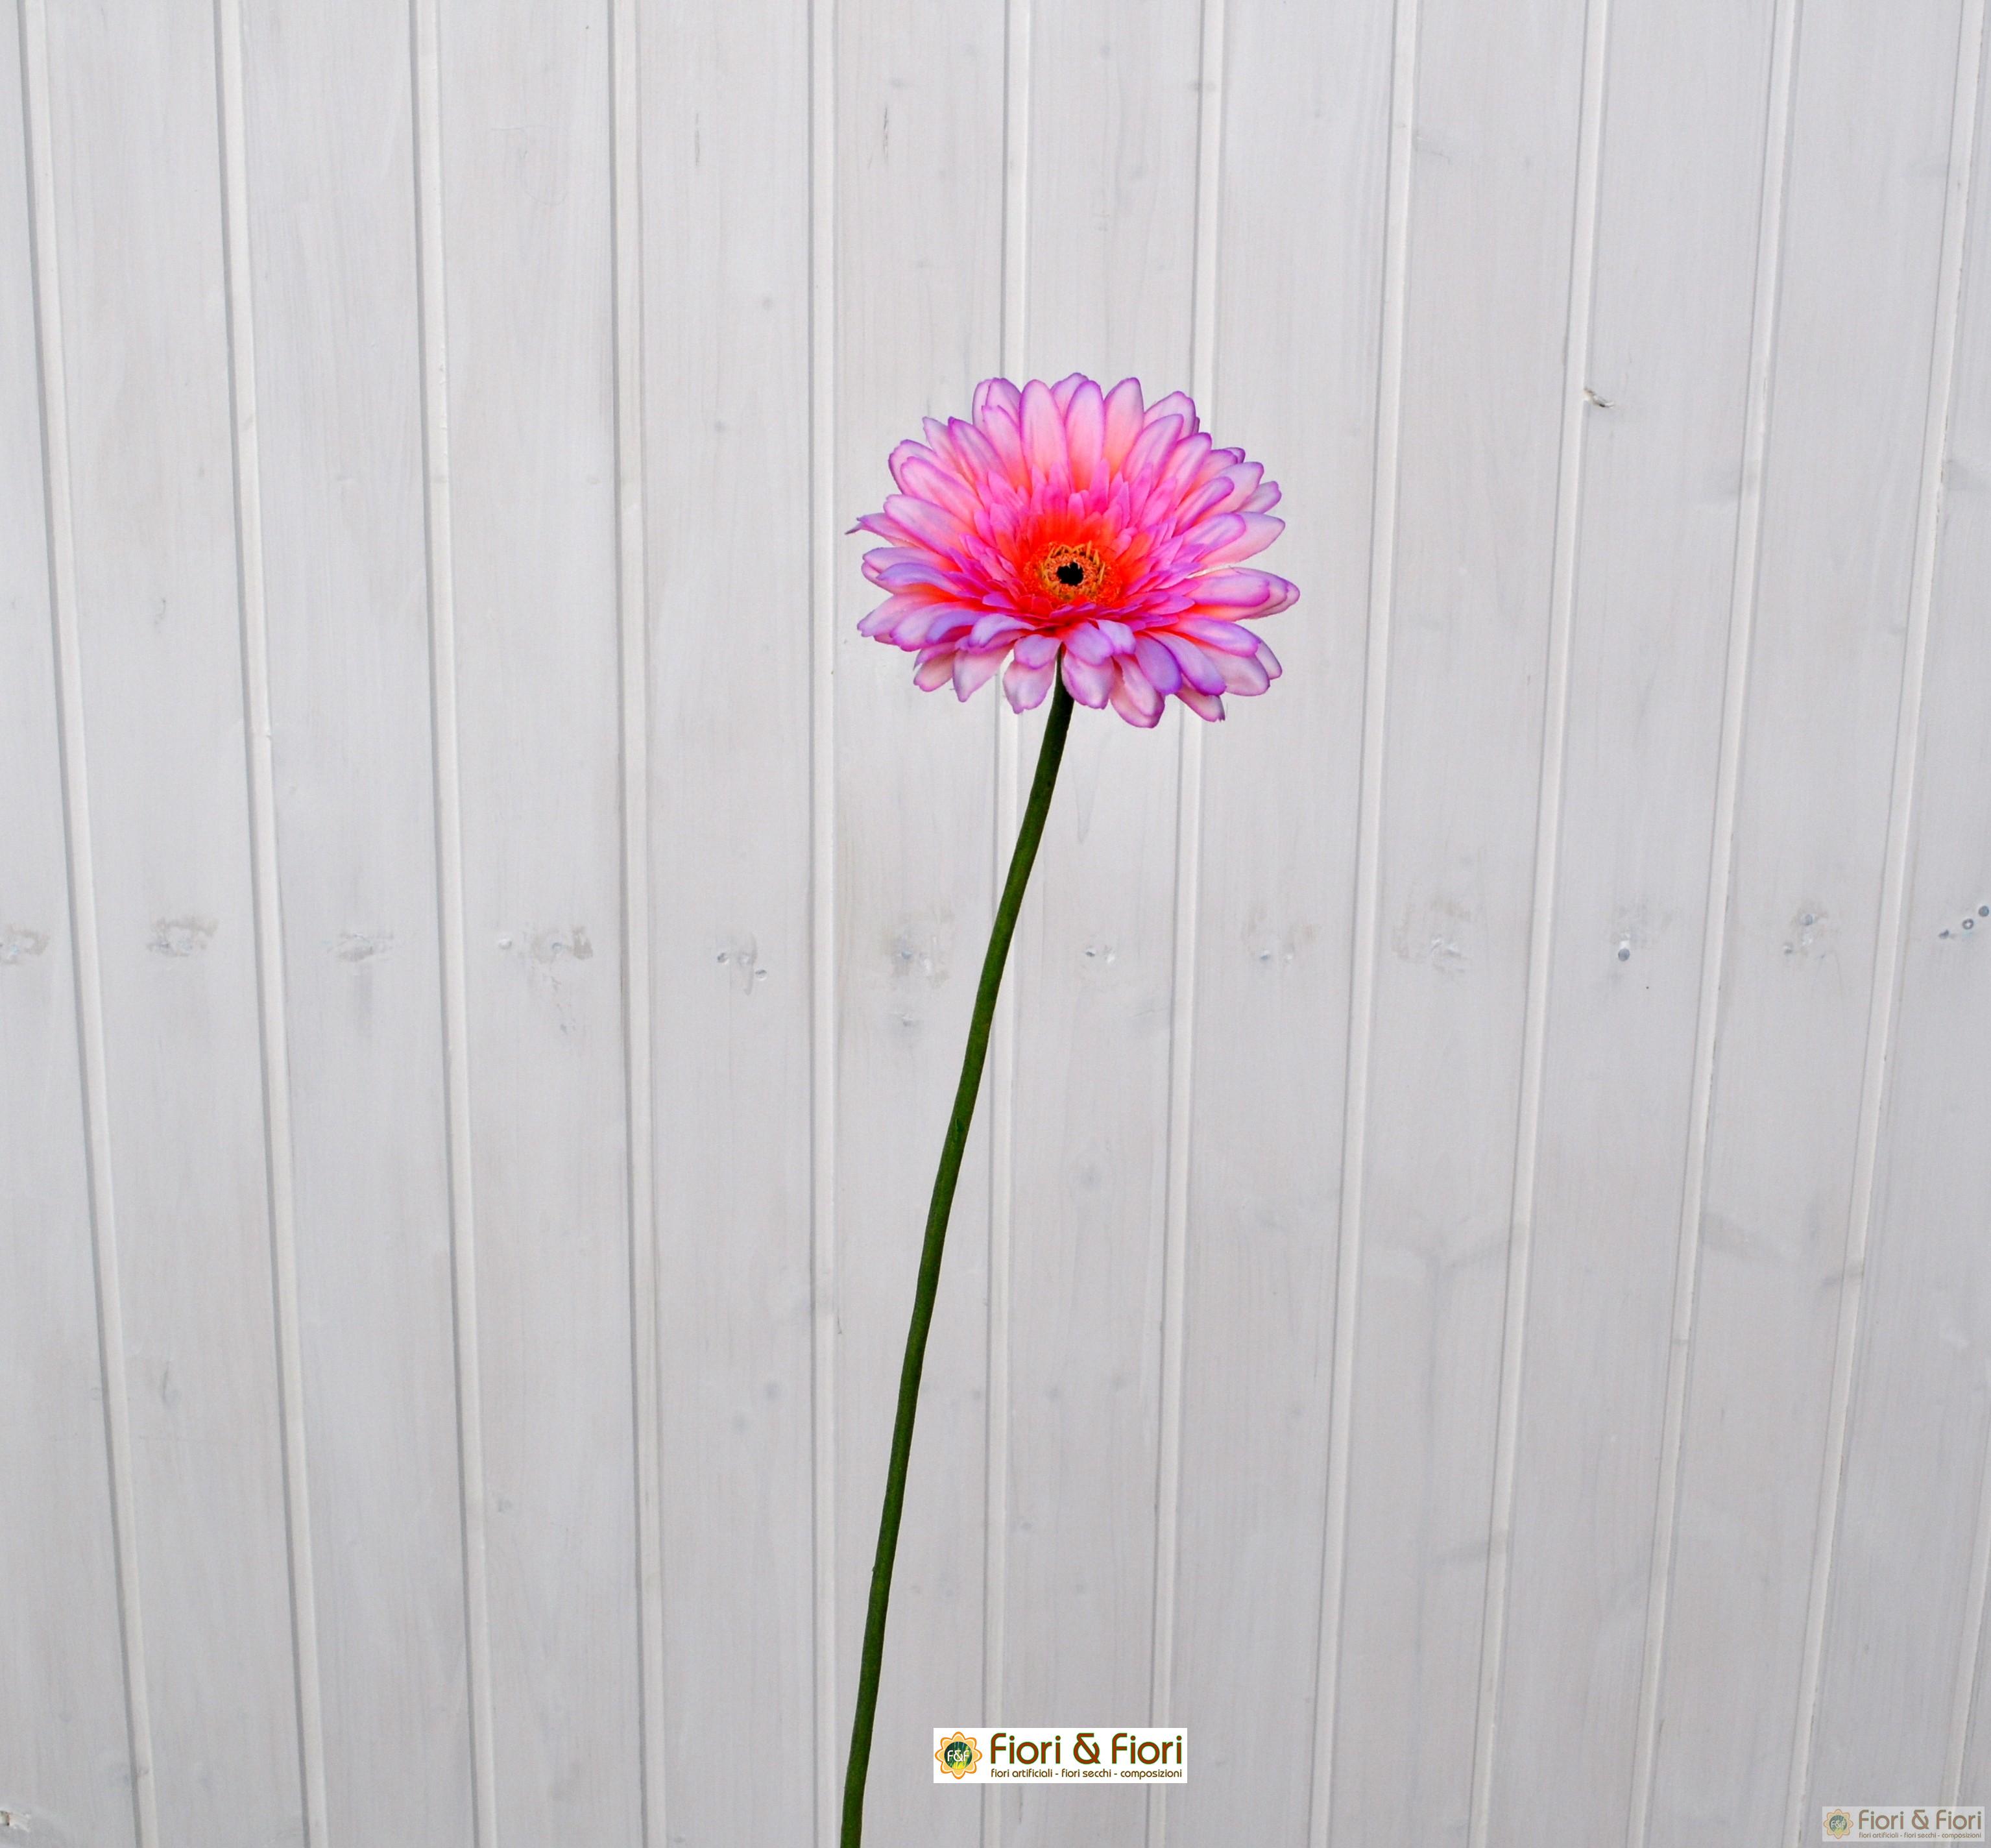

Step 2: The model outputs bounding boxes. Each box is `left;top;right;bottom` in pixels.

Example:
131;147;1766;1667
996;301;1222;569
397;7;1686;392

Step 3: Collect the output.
1243;481;1282;513
1157;631;1228;695
1144;389;1198;435
1198;513;1285;566
1102;378;1146;472
1121;413;1185;486
1061;653;1115;708
882;492;967;555
1061;620;1114;666
1004;654;1057;712
887;439;939;494
913;647;958;692
1094;617;1136;654
1186;568;1298;612
1175;685;1225;722
896;453;981;522
972;378;1021;421
1109;659;1165;727
1174;616;1264;657
1255;638;1283;680
1020;379;1071;491
1133;633;1183;695
953;647;1007;701
1065;379;1105;490
1214;648;1272;697
968;611;1031;648
1012;631;1060;668
1050;373;1087;414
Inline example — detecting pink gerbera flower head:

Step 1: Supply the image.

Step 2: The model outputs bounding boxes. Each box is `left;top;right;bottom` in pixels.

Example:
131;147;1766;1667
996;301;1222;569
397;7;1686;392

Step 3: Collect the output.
854;374;1297;727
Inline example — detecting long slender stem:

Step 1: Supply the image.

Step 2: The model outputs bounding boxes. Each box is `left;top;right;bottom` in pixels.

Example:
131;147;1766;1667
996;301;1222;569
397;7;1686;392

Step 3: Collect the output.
841;672;1078;1845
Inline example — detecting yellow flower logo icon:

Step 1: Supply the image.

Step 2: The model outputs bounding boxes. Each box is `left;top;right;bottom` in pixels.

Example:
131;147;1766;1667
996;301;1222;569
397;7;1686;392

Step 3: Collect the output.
935;1732;983;1780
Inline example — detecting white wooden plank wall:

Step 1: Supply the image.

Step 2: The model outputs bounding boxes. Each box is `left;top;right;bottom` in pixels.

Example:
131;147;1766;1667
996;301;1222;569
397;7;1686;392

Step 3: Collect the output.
3;1;1988;1845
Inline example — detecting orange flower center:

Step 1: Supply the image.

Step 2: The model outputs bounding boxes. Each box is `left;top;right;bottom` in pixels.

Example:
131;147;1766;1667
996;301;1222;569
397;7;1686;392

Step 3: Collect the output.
1035;541;1109;602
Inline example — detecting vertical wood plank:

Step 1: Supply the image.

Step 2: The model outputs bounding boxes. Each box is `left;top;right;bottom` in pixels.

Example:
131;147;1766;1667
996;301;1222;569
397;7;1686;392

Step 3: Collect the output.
1325;1;1589;1841
1479;2;1778;1842
1646;6;1966;1842
34;2;305;1839
230;1;477;1840
1805;2;1990;1813
641;0;819;1838
435;5;644;1837
1161;0;1394;1841
830;0;1008;1843
0;6;136;1838
998;4;1201;1845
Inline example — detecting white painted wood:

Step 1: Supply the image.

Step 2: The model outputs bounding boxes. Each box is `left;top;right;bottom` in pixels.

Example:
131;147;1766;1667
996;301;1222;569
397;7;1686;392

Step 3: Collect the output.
640;0;819;1841
229;1;477;1840
32;3;305;1840
1164;2;1394;1845
1326;3;1591;1843
0;10;134;1840
996;5;1203;1846
433;5;643;1839
1646;6;1968;1844
4;4;1990;1842
1482;5;1778;1845
1809;5;1991;1812
829;3;1007;1846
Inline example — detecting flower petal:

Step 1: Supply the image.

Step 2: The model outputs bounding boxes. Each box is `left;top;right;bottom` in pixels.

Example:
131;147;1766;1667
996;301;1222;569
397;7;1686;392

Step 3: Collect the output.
972;377;1021;421
1122;412;1185;486
1185;568;1299;612
1175;684;1225;722
1065;379;1105;491
1004;654;1057;712
1157;631;1229;695
1012;630;1060;668
1214;648;1272;696
1020;378;1072;491
1144;389;1198;436
1133;633;1183;695
1198;512;1285;566
1050;372;1087;415
913;647;958;692
1108;658;1166;727
1102;378;1146;471
1061;652;1115;708
1061;620;1114;666
882;492;967;555
953;646;1007;700
1174;615;1264;657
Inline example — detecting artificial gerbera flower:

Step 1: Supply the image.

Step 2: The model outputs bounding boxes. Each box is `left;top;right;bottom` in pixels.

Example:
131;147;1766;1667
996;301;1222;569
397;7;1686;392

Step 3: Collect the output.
854;374;1297;727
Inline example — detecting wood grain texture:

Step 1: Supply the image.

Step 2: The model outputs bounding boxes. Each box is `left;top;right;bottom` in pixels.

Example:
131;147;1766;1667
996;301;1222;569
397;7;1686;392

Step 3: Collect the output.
1645;6;1966;1843
435;5;643;1838
1;3;1988;1841
1482;4;1778;1843
1326;3;1589;1842
231;1;477;1840
642;0;819;1839
36;3;305;1840
0;8;136;1839
1807;3;1991;1814
1163;1;1393;1842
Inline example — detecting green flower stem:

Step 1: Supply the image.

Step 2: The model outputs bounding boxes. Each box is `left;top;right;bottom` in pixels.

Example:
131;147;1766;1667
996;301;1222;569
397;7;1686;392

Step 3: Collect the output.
841;671;1078;1847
